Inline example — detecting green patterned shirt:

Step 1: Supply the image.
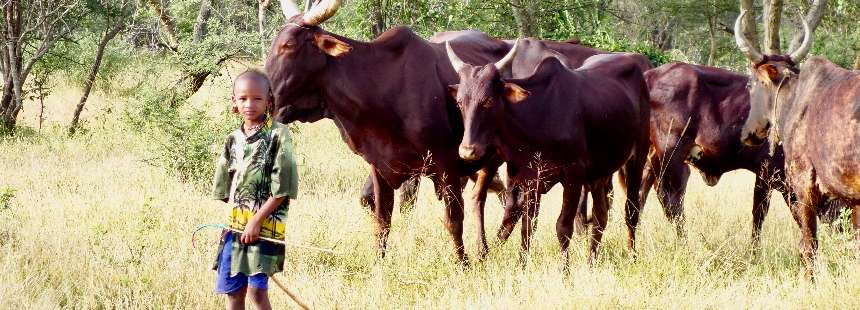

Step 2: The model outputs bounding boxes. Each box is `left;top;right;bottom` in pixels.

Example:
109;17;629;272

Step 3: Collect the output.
211;118;298;276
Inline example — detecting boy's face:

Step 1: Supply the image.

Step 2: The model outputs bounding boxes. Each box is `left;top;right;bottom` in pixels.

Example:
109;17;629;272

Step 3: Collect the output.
232;78;271;123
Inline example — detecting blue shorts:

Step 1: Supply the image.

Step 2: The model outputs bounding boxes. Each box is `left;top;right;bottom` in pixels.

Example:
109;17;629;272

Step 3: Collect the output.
214;232;269;294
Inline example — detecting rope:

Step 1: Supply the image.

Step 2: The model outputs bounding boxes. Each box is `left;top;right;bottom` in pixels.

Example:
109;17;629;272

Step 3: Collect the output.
192;223;340;254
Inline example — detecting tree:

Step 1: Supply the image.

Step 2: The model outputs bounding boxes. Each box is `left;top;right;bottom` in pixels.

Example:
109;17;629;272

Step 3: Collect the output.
763;0;783;54
508;0;540;37
70;1;134;135
1;0;81;133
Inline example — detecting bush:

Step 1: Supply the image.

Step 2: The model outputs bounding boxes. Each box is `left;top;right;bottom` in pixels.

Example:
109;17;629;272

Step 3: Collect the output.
125;85;236;190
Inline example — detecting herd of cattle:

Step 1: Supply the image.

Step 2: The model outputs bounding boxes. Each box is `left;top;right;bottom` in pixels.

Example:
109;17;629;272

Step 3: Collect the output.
265;0;859;279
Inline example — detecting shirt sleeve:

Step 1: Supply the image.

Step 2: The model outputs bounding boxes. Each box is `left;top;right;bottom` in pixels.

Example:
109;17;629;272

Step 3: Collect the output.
270;127;299;199
211;135;234;201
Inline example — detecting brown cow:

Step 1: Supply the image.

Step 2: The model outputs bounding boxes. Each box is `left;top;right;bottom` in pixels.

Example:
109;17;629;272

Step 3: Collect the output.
265;0;511;263
641;63;796;245
355;29;607;253
359;30;604;212
735;10;860;279
446;39;651;264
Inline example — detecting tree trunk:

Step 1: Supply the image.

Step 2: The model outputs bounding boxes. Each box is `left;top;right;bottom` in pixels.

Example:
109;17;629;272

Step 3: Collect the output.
69;19;125;135
258;0;271;58
740;0;760;53
147;0;180;51
707;14;717;66
763;0;783;54
509;0;539;37
788;0;827;54
368;0;387;38
854;53;860;70
192;0;212;45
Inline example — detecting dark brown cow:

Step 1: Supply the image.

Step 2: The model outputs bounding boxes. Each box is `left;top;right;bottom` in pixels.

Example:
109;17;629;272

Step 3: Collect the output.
355;29;607;253
265;0;511;263
735;10;860;279
641;63;797;245
447;39;651;263
359;30;604;212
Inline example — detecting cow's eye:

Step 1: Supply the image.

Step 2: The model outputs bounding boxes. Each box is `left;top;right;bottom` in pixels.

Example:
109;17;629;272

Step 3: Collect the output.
481;99;493;108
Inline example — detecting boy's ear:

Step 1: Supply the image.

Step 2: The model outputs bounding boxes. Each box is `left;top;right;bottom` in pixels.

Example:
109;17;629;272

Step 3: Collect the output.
313;34;352;57
230;96;239;114
503;83;530;103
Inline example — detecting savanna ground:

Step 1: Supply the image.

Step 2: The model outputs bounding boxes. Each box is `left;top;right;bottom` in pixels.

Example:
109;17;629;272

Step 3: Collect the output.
1;71;859;309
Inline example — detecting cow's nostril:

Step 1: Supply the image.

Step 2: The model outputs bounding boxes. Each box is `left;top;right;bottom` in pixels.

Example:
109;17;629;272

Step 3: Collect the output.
459;145;481;161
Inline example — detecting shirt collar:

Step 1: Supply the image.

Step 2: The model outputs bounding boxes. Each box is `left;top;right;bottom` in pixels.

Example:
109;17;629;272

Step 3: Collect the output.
238;115;273;143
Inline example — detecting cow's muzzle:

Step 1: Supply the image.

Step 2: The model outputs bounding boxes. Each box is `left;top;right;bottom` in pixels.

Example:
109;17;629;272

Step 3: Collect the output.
459;144;485;161
741;122;770;146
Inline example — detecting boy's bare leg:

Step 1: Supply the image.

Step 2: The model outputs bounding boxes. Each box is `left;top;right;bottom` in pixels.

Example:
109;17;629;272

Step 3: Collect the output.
226;287;247;310
248;287;272;310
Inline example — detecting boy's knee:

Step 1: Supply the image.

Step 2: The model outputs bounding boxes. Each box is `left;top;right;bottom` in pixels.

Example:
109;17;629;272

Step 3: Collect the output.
247;287;271;309
226;286;247;300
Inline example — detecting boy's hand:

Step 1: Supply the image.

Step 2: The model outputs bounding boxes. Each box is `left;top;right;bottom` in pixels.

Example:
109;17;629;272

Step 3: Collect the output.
241;219;262;244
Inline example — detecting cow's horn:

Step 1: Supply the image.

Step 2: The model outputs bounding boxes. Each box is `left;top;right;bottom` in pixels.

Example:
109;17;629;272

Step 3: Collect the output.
280;0;301;19
494;39;519;72
789;13;813;62
446;42;467;73
734;10;764;64
302;0;342;26
304;0;312;12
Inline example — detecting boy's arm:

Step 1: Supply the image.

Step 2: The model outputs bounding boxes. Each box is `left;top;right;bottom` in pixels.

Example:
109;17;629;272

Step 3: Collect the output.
240;195;286;244
212;136;234;201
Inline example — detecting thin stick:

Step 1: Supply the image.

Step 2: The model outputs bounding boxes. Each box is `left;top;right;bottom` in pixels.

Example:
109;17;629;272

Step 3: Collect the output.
271;275;311;310
223;227;339;254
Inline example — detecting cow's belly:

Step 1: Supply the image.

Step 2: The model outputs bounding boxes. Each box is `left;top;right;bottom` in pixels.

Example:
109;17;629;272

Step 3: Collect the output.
809;117;860;199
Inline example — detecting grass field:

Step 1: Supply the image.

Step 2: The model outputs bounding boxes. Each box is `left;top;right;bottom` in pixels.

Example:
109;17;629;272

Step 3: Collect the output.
1;78;859;309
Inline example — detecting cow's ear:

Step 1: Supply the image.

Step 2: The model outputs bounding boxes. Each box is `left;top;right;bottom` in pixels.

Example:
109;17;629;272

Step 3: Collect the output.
447;84;459;99
756;64;779;83
503;83;530;103
313;34;352;57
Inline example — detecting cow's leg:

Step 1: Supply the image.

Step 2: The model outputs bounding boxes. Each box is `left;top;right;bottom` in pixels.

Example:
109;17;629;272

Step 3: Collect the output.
751;175;772;250
796;199;819;280
588;179;611;265
438;176;468;265
573;186;589;236
520;188;541;257
558;180;584;268
497;185;523;242
621;144;648;258
852;203;860;252
360;174;375;212
398;175;420;214
654;155;690;238
371;168;395;259
639;149;658;209
469;165;497;259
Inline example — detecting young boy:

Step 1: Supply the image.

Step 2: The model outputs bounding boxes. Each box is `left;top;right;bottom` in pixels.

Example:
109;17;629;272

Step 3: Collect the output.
211;69;298;310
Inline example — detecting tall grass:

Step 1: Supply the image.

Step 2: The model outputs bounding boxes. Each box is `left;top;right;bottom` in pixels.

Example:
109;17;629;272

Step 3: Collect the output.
1;81;858;309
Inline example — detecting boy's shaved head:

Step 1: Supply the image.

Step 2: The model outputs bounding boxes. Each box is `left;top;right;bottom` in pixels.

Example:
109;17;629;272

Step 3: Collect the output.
233;69;273;98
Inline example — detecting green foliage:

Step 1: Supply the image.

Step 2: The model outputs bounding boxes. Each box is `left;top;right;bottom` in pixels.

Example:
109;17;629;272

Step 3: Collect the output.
0;186;15;210
125;83;236;190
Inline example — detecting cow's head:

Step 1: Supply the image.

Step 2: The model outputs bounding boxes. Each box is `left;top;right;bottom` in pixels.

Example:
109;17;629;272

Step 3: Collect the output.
735;10;812;147
446;40;530;161
265;0;352;123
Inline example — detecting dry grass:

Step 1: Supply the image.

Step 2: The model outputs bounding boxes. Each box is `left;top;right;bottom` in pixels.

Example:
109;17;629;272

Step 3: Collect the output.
1;81;859;309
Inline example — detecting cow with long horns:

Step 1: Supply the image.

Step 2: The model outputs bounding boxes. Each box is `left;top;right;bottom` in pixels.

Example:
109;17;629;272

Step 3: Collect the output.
735;10;860;279
446;38;651;264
